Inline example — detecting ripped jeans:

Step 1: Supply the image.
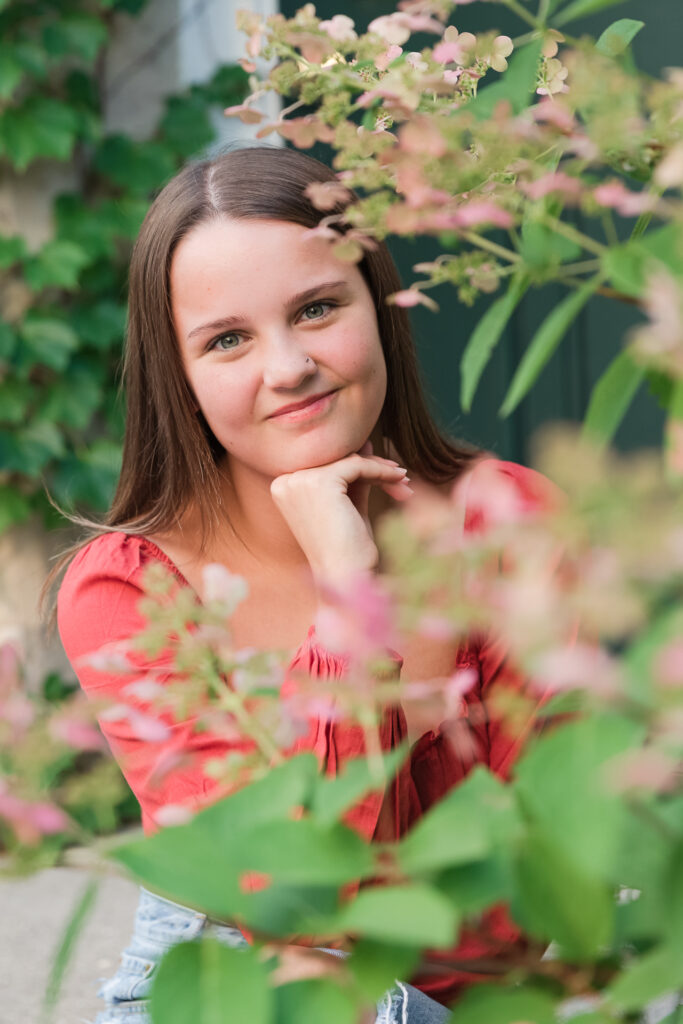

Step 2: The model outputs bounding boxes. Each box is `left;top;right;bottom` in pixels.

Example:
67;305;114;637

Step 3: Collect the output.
94;887;450;1024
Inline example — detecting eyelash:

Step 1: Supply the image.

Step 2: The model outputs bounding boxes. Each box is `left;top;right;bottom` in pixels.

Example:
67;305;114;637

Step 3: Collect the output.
208;301;338;353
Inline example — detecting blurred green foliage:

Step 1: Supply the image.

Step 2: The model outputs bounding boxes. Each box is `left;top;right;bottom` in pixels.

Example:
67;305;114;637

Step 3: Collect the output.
0;0;248;532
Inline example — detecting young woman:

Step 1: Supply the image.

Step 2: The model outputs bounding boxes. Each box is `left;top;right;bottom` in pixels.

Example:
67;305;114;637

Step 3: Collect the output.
57;146;549;1024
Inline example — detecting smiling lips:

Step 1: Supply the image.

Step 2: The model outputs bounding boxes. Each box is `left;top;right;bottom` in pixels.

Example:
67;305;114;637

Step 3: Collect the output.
268;389;339;422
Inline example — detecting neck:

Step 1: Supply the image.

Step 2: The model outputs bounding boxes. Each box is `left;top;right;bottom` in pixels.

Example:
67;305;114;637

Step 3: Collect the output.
213;459;309;572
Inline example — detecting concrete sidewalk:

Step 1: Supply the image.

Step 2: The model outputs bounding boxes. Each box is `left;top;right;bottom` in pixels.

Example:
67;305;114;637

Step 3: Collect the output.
0;866;140;1024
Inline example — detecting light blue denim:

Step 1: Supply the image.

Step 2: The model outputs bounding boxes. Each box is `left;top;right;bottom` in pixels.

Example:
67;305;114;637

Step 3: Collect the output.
94;886;450;1024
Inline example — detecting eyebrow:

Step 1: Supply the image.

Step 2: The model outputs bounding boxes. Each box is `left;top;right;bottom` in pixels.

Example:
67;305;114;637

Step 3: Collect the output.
186;279;350;341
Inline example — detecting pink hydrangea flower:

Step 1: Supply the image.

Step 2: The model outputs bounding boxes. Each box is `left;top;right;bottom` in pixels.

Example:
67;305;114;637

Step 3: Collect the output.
369;12;443;47
318;14;357;42
593;180;654;216
387;288;439;311
433;26;476;66
523;171;582;201
488;35;513;73
537;58;569;96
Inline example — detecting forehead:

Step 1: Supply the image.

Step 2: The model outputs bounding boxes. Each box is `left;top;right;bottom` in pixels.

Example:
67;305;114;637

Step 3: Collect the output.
170;217;362;307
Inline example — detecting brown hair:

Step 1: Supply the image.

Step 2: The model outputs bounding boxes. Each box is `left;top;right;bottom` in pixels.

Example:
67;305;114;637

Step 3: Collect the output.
44;146;475;609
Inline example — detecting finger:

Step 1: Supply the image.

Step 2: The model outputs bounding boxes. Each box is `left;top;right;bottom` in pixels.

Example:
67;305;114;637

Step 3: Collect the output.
335;457;409;486
381;479;414;502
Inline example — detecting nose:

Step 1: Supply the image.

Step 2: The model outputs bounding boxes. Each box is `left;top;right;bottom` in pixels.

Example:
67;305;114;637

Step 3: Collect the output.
262;333;317;390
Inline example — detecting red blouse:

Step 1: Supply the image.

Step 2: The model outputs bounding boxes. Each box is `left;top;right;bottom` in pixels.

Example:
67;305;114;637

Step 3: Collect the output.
57;458;556;1006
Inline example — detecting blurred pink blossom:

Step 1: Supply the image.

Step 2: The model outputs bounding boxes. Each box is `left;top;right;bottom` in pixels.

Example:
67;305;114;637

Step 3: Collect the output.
655;141;683;189
655;639;683;686
608;748;678;793
304;180;353;211
202;563;249;611
0;782;68;845
368;13;444;46
531;643;622;696
50;713;105;751
127;710;171;743
434;27;476;66
318;14;357;42
537;58;569;96
387;289;439;310
375;43;403;71
593;180;655;216
522;172;581;201
83;643;133;675
315;573;398;662
529;97;575;131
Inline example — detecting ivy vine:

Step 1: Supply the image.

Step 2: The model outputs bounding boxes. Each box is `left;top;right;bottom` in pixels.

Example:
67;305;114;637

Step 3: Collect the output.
0;0;248;533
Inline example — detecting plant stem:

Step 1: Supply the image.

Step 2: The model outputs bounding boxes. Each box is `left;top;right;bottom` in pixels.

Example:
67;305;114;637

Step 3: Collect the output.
601;211;619;248
557;258;601;276
544;216;606;256
499;0;541;30
536;0;551;25
462;232;522;263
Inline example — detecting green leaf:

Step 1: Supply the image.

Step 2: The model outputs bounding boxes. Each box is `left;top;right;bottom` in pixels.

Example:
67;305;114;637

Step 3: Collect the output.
312;746;408;826
51;439;121;510
0;45;24;98
41;878;100;1021
338;883;459;949
436;855;514;915
555;0;629;26
602;224;683;297
159;94;215;158
447;983;556;1024
39;364;103;430
397;767;519;875
70;300;127;350
150;940;273;1024
0;97;79;170
23;240;91;290
514;830;614;959
596;19;645;57
348;940;420;1001
582;350;644;446
276;979;357;1024
20;316;79;372
514;716;642;881
237;819;375;886
42;14;108;62
0;484;31;533
0;320;17;361
607;946;683;1013
520;222;581;269
499;278;599;416
0;380;34;424
0;234;27;268
12;40;48;79
469;41;542;121
0;420;65;474
94;135;176;196
461;274;529;412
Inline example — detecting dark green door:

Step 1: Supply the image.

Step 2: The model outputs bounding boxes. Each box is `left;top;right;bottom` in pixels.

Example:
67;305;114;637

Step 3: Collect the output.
280;0;679;460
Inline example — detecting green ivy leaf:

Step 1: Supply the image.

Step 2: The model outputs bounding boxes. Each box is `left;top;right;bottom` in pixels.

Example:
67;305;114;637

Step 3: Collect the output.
0;379;34;424
0;420;65;474
0;484;31;533
338;884;459;949
596;19;645;57
94;135;176;196
23;239;91;290
50;439;121;510
0;44;24;98
12;40;49;79
159;94;215;158
70;300;126;350
460;274;530;412
42;14;108;62
582;350;645;446
150;941;273;1024
499;278;599;416
0;234;27;269
0;320;17;362
20;316;79;372
38;363;103;430
0;97;79;169
201;64;249;106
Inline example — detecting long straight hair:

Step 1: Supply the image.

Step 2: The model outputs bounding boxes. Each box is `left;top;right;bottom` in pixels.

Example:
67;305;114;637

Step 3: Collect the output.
44;146;476;609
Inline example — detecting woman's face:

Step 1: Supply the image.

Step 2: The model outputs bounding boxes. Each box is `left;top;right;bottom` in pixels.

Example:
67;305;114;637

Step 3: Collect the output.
171;217;387;483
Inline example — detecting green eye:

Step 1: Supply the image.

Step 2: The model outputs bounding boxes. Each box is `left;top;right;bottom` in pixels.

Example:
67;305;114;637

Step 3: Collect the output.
213;334;241;351
302;302;330;320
